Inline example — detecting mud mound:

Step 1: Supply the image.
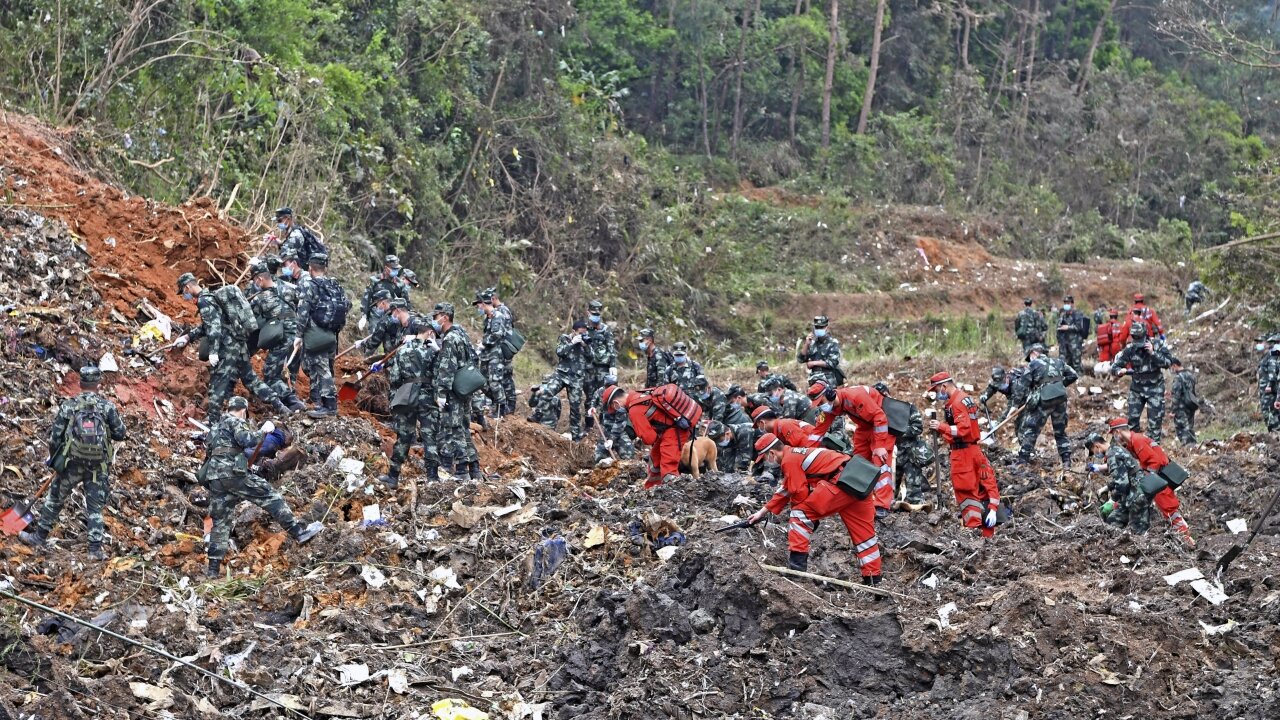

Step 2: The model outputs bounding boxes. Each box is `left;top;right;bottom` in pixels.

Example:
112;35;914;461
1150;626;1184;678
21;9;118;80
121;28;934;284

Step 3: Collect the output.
1;113;253;323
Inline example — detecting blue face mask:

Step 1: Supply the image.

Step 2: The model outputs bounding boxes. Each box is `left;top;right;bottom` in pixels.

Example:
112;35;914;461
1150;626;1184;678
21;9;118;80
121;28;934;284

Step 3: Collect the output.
717;439;731;448
638;341;649;351
277;222;288;231
183;292;194;301
814;329;827;338
373;306;386;317
281;266;294;278
699;391;710;400
476;306;486;316
1063;304;1073;311
390;269;400;278
819;402;833;414
1258;343;1268;352
589;314;602;324
674;354;687;363
431;321;443;333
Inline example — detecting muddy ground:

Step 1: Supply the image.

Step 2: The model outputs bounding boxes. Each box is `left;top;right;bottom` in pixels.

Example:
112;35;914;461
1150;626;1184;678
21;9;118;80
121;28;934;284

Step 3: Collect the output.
2;115;1280;720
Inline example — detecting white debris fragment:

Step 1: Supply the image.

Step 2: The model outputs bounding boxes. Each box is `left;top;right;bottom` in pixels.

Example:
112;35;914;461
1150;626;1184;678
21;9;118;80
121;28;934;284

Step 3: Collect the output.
731;494;753;506
451;665;474;682
1191;579;1228;606
337;663;371;686
430;566;463;590
337;458;365;475
655;546;678;563
98;353;119;373
922;575;938;590
937;602;958;628
386;668;410;694
1226;518;1249;534
361;565;388;589
1199;619;1238;636
1164;567;1204;586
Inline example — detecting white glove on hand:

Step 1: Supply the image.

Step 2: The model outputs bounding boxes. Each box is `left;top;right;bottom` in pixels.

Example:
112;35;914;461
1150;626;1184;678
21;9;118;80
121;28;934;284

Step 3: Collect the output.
357;315;368;331
436;398;447;410
353;336;367;349
208;353;220;367
748;508;770;525
173;335;189;349
603;439;614;450
609;367;618;377
260;421;275;434
984;508;998;528
571;333;583;345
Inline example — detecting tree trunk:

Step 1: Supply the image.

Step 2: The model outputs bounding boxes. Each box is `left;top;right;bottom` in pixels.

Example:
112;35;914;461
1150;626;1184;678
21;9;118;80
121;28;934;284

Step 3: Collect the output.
1075;0;1117;95
821;0;840;149
856;0;887;135
730;0;758;157
787;0;808;144
959;4;972;70
1019;0;1040;133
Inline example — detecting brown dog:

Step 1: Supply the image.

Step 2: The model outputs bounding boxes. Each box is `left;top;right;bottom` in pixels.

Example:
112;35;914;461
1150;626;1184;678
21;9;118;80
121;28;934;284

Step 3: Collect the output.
679;436;719;478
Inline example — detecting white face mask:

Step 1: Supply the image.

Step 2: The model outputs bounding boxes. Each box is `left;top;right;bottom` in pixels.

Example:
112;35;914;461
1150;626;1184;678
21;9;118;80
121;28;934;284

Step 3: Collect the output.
814;329;827;338
819;402;833;414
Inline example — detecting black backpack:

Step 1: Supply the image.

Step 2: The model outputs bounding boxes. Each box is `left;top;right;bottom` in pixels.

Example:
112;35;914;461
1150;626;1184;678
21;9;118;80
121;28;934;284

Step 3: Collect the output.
296;226;328;268
309;277;351;332
64;398;110;463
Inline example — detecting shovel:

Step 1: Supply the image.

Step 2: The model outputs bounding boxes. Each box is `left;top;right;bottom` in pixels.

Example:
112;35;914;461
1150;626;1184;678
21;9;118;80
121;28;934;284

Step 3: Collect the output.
337;344;402;402
1;476;53;536
979;402;1027;445
1216;484;1280;576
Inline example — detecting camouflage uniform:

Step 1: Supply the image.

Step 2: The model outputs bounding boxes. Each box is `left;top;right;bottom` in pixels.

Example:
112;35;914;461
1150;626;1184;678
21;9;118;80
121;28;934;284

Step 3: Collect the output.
978;367;1024;422
796;334;843;388
202;413;302;566
479;304;513;414
644;347;674;389
889;400;933;504
695;385;754;472
595;407;637;462
1015;355;1078;464
775;388;812;420
494;303;518;412
1053;306;1087;374
1170;368;1200;445
1184;280;1207;314
294;274;340;410
1015;306;1047;352
664;358;705;396
365;309;407;358
1112;339;1174;442
249;281;304;408
188;288;285;422
387;335;439;479
756;373;797;394
1102;443;1150;533
1258;349;1280;432
434;323;481;471
540;333;590;439
529;373;562;427
361;275;410;321
31;390;127;546
583;322;617;415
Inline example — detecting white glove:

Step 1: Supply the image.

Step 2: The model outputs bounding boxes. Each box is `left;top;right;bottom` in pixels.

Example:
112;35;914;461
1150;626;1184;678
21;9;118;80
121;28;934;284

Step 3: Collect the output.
807;434;822;443
208;353;220;367
260;421;275;434
357;315;368;331
984;508;998;528
570;333;583;345
748;508;770;525
436;398;447;410
353;336;367;349
603;439;614;450
173;335;189;349
293;338;302;349
609;367;618;377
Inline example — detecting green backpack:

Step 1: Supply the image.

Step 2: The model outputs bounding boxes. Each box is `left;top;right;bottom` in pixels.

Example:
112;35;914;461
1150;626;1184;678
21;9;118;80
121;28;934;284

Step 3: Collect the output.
212;285;259;339
63;398;110;465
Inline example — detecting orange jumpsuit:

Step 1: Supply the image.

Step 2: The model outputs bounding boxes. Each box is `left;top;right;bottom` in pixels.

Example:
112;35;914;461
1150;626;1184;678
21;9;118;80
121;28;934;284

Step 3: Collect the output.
1097;320;1124;363
1123;432;1191;538
771;418;822;449
627;393;690;489
766;447;880;578
812;385;896;511
936;389;1001;537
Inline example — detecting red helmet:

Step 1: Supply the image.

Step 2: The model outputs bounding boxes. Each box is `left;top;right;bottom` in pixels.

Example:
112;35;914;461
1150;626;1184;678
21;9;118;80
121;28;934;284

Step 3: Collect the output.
805;381;829;399
754;433;782;462
751;405;777;424
1106;417;1130;431
929;371;952;387
601;385;625;409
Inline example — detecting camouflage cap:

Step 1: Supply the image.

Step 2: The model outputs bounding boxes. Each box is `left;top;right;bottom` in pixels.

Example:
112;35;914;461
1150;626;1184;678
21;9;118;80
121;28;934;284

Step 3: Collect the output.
280;249;300;262
1084;432;1105;448
671;341;688;353
227;396;250;411
725;383;746;398
692;375;709;388
274;206;294;218
872;381;891;397
408;316;433;334
1026;343;1047;359
249;260;271;277
371;288;393;303
176;272;198;294
384;254;401;268
431;301;455;318
79;366;102;385
813;315;830;328
264;255;283;273
588;299;604;312
639;328;655;338
388;298;409;311
756;360;770;371
308;252;329;268
991;365;1006;380
1129;323;1148;339
472;288;494;305
1023;298;1033;306
706;420;726;438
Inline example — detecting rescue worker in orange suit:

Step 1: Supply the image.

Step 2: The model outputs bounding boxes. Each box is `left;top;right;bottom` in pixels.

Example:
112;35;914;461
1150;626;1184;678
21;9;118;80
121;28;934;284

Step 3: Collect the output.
603;385;690;489
746;434;882;585
751;406;821;449
1130;293;1164;340
807;382;895;519
1107;417;1194;546
927;372;1002;538
1096;309;1124;364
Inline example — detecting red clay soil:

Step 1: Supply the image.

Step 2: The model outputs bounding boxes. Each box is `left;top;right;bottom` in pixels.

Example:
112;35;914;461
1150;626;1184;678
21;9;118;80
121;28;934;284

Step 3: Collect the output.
0;112;255;324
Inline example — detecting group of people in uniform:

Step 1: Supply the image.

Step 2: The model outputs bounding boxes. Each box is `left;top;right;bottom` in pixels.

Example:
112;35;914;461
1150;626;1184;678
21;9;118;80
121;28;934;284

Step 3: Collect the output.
13;240;1238;579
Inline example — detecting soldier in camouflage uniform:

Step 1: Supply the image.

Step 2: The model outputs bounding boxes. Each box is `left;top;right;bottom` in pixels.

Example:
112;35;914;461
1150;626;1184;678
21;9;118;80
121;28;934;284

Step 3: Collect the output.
766;378;813;420
358;294;407;360
638;328;673;389
431;302;482;480
1014;298;1047;352
873;382;934;506
293;253;347;418
379;317;440;487
490;288;518;414
1258;337;1280;432
19;366;126;560
248;263;307;412
173;273;291;423
978;365;1024;422
1184;280;1208;315
1084;432;1150;533
663;342;704;395
274;207;325;271
360;255;411;326
1111;323;1174;442
1014;343;1078;466
201;396;322;576
796;315;843;388
583;301;617;424
474;288;512;415
1052;295;1087;374
1169;359;1201;446
594;372;638;463
691;376;753;471
755;360;797;394
540;321;591;440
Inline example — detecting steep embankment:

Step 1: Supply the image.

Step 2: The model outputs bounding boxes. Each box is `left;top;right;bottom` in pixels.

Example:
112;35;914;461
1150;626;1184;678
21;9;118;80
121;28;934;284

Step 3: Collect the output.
1;113;1277;720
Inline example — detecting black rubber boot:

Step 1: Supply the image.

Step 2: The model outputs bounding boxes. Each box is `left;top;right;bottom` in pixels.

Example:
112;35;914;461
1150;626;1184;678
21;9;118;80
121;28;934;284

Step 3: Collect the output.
18;528;47;547
425;462;440;482
787;551;809;572
469;460;482;481
378;472;400;489
308;398;337;419
290;521;323;544
272;399;292;415
206;558;222;578
286;396;307;412
87;543;106;561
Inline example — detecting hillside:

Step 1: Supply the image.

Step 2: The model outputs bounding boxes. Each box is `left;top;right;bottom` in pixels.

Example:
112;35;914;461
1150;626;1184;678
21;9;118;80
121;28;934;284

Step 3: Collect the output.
2;111;1279;720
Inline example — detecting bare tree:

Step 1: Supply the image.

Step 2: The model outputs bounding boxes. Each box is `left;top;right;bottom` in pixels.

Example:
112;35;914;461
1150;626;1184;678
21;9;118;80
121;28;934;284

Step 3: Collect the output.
1155;0;1280;70
821;0;840;149
1076;0;1118;94
856;0;887;135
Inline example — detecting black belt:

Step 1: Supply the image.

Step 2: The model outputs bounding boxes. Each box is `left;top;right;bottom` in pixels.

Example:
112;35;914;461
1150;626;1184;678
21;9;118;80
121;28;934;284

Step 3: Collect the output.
953;441;971;449
209;447;242;458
